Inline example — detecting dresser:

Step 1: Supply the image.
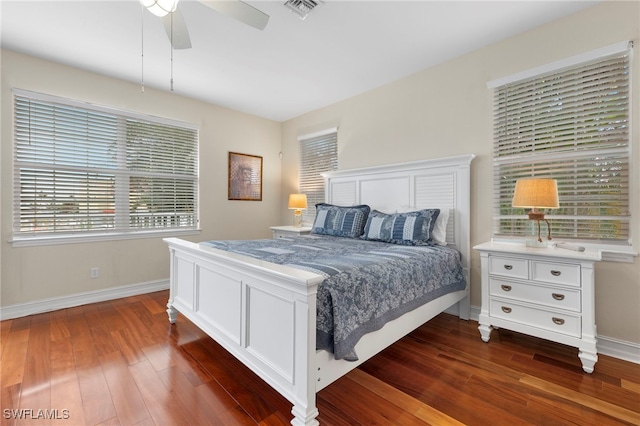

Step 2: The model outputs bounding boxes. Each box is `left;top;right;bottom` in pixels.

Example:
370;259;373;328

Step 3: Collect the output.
270;225;312;239
474;241;601;373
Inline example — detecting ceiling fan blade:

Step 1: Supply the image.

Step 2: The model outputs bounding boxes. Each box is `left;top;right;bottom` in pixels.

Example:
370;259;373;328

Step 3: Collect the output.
161;7;192;49
199;0;269;31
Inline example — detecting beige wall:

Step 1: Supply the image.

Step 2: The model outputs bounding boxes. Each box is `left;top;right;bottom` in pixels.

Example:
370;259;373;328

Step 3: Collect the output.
1;50;282;307
281;1;640;344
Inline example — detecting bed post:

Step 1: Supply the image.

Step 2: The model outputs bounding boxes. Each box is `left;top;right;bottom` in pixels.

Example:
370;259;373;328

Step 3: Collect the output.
166;245;178;324
290;286;320;426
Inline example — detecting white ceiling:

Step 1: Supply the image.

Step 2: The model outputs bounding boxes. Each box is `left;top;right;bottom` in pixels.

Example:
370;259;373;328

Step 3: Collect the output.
1;0;600;122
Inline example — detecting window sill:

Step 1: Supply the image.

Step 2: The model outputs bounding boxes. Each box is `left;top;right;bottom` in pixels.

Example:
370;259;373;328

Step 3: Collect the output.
489;237;637;263
10;228;201;248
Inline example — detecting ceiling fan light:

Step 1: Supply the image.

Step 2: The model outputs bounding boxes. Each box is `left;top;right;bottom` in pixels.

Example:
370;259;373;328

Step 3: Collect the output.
140;0;179;18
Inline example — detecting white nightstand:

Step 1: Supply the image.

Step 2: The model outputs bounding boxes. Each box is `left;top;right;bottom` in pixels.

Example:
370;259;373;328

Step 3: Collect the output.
474;241;601;373
270;225;312;239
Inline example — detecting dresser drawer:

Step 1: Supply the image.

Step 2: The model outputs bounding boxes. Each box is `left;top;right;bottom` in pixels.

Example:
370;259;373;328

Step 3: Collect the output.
532;261;580;287
489;278;581;312
490;299;581;337
489;256;529;279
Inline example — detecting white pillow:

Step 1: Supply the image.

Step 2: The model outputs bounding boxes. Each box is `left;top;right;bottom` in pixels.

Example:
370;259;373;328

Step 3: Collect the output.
431;208;449;246
397;205;449;246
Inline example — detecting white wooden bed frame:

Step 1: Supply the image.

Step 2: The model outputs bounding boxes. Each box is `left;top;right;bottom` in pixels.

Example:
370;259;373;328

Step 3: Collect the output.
164;154;475;425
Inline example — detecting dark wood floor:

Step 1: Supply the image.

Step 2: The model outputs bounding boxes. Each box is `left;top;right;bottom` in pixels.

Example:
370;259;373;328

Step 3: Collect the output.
1;290;639;425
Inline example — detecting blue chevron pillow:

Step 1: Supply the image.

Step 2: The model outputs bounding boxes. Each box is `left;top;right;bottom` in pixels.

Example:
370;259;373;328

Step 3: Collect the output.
311;203;371;238
361;209;440;245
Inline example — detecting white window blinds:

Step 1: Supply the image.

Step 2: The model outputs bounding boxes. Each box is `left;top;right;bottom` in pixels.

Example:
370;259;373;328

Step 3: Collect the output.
298;129;338;224
491;46;631;244
13;90;199;240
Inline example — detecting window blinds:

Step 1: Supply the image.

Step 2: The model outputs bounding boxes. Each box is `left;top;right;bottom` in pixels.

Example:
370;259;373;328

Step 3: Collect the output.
13;90;199;239
492;49;631;243
298;129;338;224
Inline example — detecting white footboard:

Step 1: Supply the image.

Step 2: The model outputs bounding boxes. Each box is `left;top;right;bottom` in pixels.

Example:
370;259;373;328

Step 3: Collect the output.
164;237;325;426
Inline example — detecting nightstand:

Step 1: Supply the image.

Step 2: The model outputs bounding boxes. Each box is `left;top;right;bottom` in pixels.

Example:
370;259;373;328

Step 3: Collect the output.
270;225;312;239
474;241;601;373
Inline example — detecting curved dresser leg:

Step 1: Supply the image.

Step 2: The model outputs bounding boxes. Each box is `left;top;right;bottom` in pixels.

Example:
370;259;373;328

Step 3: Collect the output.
578;349;597;374
167;303;178;324
478;323;493;343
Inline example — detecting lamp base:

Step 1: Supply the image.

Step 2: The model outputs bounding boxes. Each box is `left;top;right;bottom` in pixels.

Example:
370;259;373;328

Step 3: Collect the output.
525;237;548;248
524;218;551;248
292;210;303;228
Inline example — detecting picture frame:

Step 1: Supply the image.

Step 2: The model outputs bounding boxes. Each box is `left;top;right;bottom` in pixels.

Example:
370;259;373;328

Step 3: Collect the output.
228;152;263;201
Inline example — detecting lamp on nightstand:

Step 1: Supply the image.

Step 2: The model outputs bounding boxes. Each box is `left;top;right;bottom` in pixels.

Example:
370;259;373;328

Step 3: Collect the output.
512;178;559;247
288;193;307;228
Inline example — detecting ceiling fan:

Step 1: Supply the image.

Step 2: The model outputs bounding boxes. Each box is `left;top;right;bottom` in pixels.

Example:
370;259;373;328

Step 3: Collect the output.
140;0;270;50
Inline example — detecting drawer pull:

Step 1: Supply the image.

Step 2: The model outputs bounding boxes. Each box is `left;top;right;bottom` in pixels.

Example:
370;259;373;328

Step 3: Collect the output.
552;293;565;301
501;306;512;314
552;317;565;325
503;264;513;271
550;270;562;276
501;285;512;292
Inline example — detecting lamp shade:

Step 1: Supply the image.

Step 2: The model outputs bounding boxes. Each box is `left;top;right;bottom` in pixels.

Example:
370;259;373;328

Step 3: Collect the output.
288;194;308;210
512;178;559;209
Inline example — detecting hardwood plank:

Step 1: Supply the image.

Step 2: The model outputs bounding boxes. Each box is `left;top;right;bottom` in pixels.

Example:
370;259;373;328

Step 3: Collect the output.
99;351;152;425
520;374;640;424
17;320;51;426
157;365;224;425
71;320;117;426
49;338;85;425
0;329;30;388
621;378;640;393
346;368;464;425
1;384;21;426
128;359;191;425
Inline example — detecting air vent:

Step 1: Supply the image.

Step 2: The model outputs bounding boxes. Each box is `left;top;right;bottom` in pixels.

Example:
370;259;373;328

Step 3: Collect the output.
283;0;322;20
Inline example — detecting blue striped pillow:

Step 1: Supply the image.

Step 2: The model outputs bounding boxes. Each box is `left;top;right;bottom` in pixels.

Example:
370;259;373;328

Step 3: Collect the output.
361;209;440;245
311;203;371;238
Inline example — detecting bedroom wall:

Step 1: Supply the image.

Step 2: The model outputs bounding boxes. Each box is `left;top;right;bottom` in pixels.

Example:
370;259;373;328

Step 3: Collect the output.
280;1;640;345
0;50;282;309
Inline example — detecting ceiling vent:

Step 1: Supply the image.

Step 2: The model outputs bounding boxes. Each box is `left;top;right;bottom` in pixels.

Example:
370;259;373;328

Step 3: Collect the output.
283;0;322;20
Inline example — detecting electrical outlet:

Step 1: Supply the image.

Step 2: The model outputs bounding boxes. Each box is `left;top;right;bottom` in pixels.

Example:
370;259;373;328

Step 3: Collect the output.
90;267;100;279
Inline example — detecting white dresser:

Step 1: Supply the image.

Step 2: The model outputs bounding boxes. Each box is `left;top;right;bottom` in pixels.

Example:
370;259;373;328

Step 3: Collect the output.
270;225;312;239
474;241;601;373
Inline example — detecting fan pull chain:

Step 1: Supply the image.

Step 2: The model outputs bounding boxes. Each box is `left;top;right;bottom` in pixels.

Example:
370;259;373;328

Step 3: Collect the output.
140;3;145;93
170;11;174;92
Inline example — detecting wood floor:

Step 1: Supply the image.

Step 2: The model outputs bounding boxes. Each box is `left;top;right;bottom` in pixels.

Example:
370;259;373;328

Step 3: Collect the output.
1;290;639;426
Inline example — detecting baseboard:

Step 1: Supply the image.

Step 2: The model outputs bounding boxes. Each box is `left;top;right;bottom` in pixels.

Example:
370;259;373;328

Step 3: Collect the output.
597;336;640;364
0;279;169;321
468;305;640;365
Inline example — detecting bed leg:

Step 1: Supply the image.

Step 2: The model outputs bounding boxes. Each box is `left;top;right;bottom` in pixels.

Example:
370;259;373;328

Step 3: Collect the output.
167;303;178;324
290;405;319;426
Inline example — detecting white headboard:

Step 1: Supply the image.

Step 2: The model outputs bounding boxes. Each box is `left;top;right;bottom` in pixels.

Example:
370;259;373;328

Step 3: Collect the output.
322;154;475;277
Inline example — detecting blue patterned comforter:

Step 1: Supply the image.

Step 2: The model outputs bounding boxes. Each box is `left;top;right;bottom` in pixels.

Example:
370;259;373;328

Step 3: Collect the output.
202;234;466;361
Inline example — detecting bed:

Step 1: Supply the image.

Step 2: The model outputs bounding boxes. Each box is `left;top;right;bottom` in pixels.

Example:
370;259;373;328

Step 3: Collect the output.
164;154;475;425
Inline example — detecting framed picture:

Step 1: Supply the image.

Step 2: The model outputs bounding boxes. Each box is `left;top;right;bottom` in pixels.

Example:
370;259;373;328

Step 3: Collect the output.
228;152;263;201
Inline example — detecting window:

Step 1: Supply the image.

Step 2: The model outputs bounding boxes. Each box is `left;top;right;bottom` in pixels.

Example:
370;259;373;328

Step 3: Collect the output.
13;89;198;244
298;128;338;224
490;42;632;247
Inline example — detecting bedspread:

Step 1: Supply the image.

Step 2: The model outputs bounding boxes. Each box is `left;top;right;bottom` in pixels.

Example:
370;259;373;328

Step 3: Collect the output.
202;235;466;361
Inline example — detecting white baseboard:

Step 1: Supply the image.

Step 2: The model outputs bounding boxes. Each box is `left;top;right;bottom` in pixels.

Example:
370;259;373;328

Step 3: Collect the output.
0;279;169;321
468;305;639;366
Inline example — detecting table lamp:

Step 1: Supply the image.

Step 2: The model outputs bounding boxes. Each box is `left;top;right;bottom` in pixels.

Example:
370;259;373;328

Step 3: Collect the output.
288;194;307;228
512;178;559;247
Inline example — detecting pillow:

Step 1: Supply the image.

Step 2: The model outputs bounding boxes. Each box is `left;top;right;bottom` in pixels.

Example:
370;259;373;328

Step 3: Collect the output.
361;209;440;245
396;205;449;245
431;208;449;246
311;203;371;238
